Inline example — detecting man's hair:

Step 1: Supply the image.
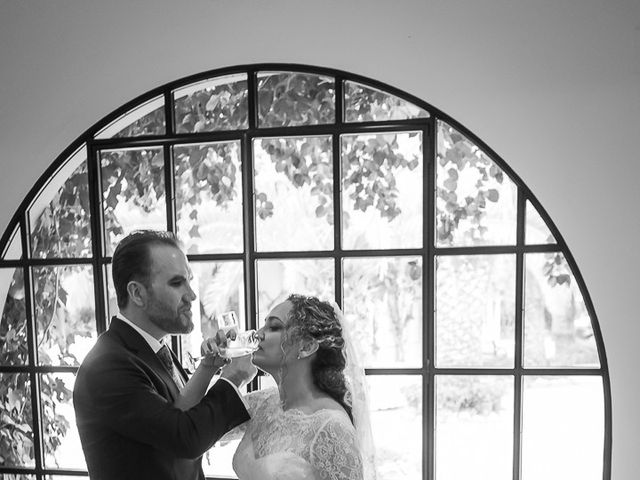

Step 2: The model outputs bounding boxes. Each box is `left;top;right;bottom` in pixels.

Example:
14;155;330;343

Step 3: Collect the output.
112;230;181;309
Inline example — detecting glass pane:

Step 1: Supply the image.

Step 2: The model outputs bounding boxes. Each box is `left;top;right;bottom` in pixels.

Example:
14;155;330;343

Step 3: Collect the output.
33;265;97;366
100;147;166;255
343;256;422;368
436;375;513;480
95;95;165;139
436;254;516;368
524;253;599;367
436;121;517;246
0;373;34;467
526;201;556;244
202;439;238;478
105;263;117;322
257;71;335;127
1;476;36;480
522;376;604;480
341;132;422;249
256;258;334;322
174;73;248;133
29;146;92;258
344;81;429;122
1;224;22;260
258;373;278;390
44;477;88;480
367;375;421;479
0;268;28;366
184;261;245;360
253;136;333;252
40;373;85;469
174;141;243;254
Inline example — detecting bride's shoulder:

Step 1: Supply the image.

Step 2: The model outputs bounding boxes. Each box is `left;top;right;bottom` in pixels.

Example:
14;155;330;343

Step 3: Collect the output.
310;412;362;471
244;386;280;414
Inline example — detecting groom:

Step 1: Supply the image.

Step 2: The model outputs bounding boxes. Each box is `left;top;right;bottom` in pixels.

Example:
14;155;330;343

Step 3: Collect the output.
73;230;255;480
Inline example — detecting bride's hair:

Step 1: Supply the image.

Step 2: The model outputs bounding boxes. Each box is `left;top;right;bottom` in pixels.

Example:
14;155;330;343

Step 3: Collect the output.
286;294;353;423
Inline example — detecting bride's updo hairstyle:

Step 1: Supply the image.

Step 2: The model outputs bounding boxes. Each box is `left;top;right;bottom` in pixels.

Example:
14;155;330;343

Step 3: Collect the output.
286;294;353;422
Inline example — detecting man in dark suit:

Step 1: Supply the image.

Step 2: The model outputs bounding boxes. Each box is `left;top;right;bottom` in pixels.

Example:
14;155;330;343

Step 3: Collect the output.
73;230;254;480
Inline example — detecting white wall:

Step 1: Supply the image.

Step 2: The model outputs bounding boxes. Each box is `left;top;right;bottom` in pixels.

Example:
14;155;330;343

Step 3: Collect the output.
0;0;638;477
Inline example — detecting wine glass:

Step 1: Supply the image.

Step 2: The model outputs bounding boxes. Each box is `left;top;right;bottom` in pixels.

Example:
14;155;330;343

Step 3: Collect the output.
215;311;259;358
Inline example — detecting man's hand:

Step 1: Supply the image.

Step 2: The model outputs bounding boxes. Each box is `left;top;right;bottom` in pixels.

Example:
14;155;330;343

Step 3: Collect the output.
199;331;231;370
220;354;257;389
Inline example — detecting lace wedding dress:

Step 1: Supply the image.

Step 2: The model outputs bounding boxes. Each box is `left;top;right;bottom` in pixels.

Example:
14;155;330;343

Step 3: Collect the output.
231;387;363;480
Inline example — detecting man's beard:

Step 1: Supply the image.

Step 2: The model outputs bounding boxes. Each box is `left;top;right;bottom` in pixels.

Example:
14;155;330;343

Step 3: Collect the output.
151;312;194;335
147;295;194;334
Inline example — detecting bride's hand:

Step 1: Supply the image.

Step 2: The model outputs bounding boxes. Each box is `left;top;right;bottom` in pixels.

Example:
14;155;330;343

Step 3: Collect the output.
220;354;257;389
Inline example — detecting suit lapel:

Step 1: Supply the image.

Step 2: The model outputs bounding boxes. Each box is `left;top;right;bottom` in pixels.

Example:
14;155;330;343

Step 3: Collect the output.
108;317;182;401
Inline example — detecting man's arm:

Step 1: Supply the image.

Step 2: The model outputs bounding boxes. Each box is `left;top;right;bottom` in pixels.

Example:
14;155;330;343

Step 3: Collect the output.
77;351;250;459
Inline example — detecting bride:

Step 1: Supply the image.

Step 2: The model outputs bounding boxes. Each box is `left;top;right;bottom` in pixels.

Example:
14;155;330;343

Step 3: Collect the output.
176;294;375;480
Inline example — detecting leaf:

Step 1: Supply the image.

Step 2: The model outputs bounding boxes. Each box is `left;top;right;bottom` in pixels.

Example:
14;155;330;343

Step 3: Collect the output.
487;189;499;202
443;178;457;191
189;225;200;238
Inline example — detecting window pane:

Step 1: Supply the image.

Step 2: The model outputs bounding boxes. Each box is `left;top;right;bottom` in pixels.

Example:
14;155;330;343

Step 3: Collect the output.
202;440;238;478
344;81;429;122
174;73;248;133
341;132;423;249
522;376;604;480
436;254;515;368
256;259;334;321
105;263;117;323
258;71;335;127
40;373;85;469
1;224;22;260
184;261;245;359
44;477;88;480
29;146;91;258
1;476;36;480
436;121;517;246
33;265;96;366
367;375;421;479
100;147;166;255
526;200;556;244
254;136;334;251
343;256;422;368
95;95;165;139
435;375;513;480
0;268;28;366
524;253;599;367
174;141;244;254
0;373;34;467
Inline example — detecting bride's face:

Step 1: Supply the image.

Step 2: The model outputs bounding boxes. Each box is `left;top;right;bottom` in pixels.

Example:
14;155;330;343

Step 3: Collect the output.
252;300;298;373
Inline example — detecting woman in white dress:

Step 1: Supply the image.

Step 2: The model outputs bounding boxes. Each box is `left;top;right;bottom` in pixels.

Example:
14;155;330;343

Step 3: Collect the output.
176;294;373;480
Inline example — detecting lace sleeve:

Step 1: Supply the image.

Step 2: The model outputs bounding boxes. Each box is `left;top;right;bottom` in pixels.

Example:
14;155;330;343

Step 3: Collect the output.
244;386;278;416
309;416;364;480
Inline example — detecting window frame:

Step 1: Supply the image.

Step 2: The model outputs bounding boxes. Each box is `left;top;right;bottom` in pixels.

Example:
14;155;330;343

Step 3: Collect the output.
0;63;612;480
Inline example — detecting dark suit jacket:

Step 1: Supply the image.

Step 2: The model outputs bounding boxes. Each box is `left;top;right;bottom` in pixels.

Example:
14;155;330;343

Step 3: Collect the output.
73;317;250;480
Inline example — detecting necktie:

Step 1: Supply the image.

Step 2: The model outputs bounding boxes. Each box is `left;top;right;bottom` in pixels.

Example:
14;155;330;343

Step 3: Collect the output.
157;345;185;391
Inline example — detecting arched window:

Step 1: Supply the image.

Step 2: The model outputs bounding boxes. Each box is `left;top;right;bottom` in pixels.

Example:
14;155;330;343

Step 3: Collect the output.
0;64;611;480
